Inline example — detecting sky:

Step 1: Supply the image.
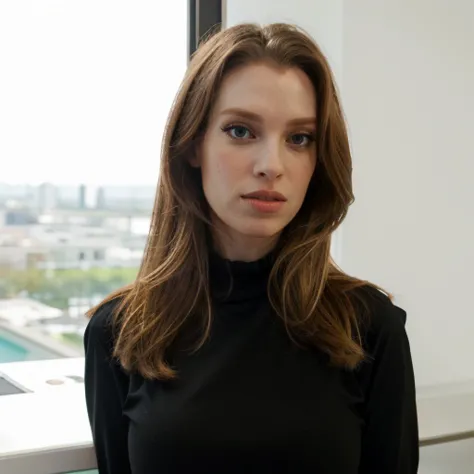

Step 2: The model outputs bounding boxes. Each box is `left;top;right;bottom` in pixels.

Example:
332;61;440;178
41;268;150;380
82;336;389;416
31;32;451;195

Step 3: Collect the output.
0;1;188;186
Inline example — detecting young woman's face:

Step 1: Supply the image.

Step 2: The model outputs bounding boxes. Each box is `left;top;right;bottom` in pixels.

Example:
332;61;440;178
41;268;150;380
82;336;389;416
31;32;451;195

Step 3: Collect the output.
194;62;317;259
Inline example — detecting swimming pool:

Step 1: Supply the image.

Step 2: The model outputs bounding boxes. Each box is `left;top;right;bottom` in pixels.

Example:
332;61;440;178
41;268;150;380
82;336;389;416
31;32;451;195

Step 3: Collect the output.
0;327;62;363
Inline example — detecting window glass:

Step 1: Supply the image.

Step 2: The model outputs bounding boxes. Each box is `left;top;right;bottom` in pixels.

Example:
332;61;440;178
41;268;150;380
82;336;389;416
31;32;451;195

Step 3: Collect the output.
0;1;187;368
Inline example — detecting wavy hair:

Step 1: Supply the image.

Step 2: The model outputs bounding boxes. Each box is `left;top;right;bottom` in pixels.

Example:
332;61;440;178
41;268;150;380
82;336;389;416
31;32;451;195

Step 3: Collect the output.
87;23;387;380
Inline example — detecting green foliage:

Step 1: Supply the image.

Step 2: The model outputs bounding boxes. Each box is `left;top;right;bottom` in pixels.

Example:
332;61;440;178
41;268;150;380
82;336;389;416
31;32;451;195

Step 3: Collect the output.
0;266;138;309
57;332;85;348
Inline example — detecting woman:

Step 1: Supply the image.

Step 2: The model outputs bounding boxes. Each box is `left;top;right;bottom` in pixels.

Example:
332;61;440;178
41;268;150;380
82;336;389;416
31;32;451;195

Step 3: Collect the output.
84;23;419;473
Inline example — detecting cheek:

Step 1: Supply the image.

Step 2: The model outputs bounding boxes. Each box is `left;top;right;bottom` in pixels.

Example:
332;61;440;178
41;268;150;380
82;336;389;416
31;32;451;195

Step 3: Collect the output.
202;146;248;192
294;161;316;196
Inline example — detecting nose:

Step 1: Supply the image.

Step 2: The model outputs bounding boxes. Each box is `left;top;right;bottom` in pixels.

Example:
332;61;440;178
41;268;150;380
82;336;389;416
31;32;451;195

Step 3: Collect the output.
253;140;285;180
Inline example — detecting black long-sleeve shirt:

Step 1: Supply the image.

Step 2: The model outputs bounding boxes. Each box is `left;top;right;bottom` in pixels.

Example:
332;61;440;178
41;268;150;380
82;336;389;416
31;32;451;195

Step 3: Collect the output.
84;253;419;473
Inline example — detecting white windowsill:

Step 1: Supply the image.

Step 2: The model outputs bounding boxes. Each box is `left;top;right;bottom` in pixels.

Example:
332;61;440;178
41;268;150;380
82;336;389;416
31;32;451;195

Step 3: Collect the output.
0;358;474;473
0;358;97;473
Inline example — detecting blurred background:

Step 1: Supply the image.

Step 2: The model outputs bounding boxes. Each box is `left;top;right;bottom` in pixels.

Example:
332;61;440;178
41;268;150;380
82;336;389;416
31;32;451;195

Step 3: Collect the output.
0;1;187;362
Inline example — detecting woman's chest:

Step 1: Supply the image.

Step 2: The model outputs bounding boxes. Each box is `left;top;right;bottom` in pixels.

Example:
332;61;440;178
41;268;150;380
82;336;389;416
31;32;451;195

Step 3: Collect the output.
124;318;364;473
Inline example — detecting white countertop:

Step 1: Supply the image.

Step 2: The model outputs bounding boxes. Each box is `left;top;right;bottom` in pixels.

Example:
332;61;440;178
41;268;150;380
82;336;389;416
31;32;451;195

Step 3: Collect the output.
0;386;97;473
1;358;474;473
0;358;96;473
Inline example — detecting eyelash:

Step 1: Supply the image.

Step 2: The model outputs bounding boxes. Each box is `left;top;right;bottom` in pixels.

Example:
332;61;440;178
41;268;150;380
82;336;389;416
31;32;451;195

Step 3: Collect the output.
220;124;316;148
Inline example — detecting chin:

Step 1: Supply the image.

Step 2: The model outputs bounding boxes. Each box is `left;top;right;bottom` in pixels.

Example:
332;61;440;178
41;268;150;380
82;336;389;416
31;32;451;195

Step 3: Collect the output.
236;218;287;239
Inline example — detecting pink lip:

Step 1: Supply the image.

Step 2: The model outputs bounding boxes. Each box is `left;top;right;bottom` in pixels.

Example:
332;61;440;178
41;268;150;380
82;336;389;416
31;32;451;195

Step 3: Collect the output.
241;190;287;214
241;190;287;201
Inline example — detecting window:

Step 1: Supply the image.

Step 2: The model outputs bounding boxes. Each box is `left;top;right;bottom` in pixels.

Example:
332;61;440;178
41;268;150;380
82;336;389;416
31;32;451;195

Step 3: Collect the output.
0;0;188;364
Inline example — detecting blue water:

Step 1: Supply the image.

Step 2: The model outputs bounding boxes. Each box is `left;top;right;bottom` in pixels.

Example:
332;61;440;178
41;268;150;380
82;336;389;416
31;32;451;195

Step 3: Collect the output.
0;336;28;363
0;329;60;363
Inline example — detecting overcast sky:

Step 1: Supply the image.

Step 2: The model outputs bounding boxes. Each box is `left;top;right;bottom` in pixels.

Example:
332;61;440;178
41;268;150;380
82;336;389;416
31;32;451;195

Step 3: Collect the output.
0;1;187;186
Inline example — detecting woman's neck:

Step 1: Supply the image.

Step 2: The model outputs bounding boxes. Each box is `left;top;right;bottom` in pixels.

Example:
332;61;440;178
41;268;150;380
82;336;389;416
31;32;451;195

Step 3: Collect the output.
212;228;279;262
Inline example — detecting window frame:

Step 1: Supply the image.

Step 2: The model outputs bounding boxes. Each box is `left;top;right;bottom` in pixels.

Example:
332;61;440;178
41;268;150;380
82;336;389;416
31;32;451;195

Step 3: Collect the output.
188;0;223;58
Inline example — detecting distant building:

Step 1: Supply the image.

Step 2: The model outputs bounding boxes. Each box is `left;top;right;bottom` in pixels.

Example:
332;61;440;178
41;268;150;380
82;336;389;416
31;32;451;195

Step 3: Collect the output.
38;183;57;211
100;185;155;211
0;185;150;271
0;221;144;271
79;184;86;209
5;210;37;226
96;186;106;209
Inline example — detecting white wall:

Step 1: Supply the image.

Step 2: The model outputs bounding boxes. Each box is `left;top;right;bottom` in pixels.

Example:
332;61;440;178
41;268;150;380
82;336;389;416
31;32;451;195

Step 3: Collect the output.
225;0;474;388
341;0;474;388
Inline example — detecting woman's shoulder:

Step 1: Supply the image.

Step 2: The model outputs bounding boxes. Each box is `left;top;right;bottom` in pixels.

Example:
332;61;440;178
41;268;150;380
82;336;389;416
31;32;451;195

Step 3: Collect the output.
84;297;123;353
352;285;408;353
345;285;416;410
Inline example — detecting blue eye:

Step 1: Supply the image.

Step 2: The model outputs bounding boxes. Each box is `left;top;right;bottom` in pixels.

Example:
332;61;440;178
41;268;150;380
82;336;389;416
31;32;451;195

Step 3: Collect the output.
222;124;254;140
289;133;314;147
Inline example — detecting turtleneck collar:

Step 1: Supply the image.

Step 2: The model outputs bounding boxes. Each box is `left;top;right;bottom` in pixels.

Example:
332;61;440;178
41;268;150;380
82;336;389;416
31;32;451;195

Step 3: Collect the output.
208;251;274;302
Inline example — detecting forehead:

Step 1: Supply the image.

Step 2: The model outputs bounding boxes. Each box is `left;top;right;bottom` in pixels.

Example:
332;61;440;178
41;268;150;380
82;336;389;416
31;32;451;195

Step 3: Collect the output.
212;62;316;119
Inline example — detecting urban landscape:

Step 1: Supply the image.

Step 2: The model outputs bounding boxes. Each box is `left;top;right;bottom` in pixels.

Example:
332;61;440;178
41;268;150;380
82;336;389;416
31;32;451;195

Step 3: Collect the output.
0;182;154;362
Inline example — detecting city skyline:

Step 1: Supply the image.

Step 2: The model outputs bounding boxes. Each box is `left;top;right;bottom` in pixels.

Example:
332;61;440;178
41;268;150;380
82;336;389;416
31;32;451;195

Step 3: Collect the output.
0;181;158;189
0;176;160;187
0;181;156;213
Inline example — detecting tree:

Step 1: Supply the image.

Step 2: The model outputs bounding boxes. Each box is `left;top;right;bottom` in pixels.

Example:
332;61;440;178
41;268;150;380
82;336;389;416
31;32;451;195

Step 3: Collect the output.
0;265;138;309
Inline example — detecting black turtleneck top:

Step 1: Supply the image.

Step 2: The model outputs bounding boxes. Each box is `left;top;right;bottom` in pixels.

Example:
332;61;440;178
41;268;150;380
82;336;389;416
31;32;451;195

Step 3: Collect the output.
84;253;419;474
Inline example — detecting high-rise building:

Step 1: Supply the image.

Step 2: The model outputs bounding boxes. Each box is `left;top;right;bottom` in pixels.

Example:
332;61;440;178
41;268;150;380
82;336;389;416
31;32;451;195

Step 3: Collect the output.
38;183;57;211
96;186;106;209
79;184;86;209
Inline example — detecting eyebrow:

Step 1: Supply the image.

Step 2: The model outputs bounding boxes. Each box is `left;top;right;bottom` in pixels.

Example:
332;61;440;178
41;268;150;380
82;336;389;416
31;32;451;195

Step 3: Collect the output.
219;107;317;126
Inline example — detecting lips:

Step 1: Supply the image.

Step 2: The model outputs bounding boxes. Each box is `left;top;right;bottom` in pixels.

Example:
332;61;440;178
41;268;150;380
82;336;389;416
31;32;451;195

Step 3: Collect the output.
241;190;287;202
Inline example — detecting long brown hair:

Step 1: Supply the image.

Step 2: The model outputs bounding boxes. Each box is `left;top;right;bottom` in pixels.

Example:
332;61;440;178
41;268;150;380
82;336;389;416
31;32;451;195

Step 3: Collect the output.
87;23;387;380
